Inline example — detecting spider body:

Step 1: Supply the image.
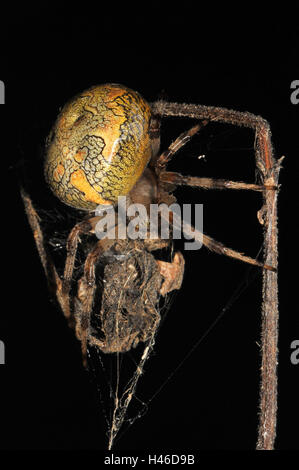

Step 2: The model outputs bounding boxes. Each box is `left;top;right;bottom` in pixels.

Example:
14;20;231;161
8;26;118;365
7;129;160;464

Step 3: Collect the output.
44;84;152;210
25;82;277;361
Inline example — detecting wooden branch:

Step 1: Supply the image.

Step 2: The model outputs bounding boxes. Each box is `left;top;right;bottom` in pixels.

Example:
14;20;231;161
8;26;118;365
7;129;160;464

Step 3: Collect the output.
256;157;283;450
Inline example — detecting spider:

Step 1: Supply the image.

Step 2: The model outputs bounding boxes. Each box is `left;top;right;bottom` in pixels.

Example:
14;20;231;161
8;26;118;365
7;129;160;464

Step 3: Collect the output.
21;83;280;448
21;84;282;449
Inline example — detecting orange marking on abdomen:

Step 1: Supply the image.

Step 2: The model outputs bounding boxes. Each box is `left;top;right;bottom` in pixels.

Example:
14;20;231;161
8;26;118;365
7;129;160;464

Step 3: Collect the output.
74;149;87;163
53;163;65;182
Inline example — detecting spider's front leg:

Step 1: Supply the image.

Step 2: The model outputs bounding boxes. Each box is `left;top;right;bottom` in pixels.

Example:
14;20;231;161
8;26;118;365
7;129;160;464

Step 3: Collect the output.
75;227;117;366
61;218;95;324
21;188;98;330
21;188;60;287
21;187;114;361
21;187;66;313
61;215;113;324
159;171;277;192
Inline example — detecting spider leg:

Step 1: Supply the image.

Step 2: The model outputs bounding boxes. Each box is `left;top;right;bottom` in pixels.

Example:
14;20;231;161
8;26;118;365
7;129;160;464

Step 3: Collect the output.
62;215;110;324
148;113;161;162
199;231;276;271
61;218;95;321
164;212;276;272
159;171;277;191
76;235;117;366
21;187;68;312
155;122;208;171
21;187;60;287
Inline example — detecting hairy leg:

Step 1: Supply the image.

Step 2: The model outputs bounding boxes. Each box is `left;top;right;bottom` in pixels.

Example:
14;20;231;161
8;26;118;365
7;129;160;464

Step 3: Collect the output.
159;171;277;191
21;188;67;313
62;218;96;320
155;122;207;171
76;235;116;365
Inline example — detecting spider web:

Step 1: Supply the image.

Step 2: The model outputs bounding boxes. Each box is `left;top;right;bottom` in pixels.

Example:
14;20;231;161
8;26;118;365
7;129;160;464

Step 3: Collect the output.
87;285;175;450
85;247;262;450
88;332;157;449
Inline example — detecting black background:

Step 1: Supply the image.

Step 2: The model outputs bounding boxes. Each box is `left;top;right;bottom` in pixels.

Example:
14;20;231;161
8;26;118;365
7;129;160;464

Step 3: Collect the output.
0;3;298;455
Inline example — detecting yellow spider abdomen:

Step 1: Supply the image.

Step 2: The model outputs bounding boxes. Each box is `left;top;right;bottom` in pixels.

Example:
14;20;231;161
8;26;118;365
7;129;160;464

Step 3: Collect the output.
44;84;152;210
